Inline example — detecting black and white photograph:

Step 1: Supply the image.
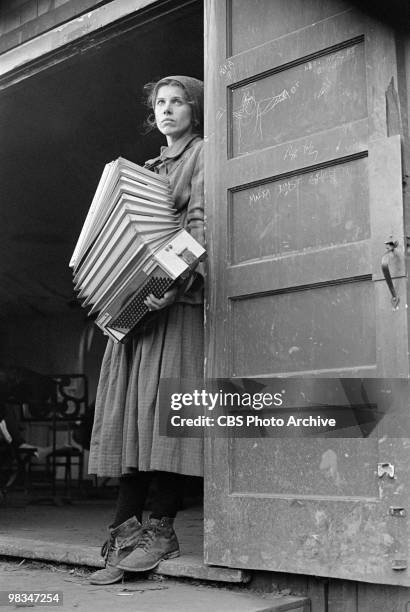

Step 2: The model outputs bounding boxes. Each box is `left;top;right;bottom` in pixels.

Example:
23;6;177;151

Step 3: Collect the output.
1;0;410;610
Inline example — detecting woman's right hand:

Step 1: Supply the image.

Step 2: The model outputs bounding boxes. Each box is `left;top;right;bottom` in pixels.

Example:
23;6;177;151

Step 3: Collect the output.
144;287;179;312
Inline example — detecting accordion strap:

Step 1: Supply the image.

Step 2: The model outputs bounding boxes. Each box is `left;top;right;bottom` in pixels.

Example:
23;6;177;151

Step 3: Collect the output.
144;158;163;173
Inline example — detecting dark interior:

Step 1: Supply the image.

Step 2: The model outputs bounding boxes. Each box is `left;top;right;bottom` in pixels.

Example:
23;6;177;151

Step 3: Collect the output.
0;2;203;321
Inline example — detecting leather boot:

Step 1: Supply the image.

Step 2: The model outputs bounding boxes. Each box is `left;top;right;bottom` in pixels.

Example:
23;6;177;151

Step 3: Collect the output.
117;516;180;572
89;516;142;585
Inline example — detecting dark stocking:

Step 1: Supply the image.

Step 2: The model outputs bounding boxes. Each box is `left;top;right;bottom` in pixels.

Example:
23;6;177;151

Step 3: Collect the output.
112;470;186;527
150;471;186;519
112;471;151;527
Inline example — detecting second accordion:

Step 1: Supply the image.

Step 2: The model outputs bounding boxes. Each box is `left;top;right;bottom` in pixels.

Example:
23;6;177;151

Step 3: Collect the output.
70;157;206;343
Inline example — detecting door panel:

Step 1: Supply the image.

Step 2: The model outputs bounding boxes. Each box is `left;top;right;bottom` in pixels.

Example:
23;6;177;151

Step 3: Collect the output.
229;0;351;55
230;438;379;499
230;156;370;263
204;0;410;584
230;42;366;156
231;280;375;376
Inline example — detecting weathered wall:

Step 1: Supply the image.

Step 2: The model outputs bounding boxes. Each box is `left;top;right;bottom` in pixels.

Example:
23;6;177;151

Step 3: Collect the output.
0;0;111;54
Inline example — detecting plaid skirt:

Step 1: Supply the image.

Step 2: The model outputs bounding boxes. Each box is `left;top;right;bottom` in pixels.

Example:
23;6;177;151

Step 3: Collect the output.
88;303;204;477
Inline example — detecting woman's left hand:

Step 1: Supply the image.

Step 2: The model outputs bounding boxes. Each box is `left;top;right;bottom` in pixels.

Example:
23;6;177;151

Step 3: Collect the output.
144;286;179;311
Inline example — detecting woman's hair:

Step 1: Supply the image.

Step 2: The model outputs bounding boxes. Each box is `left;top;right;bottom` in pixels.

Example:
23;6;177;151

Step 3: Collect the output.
143;76;203;135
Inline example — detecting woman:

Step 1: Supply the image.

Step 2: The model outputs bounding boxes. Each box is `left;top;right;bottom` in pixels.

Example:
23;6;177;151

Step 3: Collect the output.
88;76;205;585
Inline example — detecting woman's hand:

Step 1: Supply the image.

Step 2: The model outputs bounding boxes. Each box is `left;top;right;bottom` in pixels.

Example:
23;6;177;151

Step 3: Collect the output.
144;286;179;311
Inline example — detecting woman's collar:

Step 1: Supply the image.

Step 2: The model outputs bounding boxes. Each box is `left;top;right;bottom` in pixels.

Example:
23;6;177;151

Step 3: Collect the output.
159;133;201;160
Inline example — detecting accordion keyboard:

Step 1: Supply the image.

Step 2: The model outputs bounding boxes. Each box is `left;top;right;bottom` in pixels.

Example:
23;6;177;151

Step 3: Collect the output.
109;275;174;332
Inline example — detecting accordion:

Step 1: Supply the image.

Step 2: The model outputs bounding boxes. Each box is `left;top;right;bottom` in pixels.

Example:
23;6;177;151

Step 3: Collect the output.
70;157;206;343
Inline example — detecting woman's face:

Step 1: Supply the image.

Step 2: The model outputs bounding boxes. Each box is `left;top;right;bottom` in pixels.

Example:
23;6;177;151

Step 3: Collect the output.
154;84;193;145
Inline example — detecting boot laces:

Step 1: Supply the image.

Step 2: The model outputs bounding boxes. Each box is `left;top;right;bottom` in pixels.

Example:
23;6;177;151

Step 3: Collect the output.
101;536;119;564
100;539;109;558
101;532;141;562
135;525;158;552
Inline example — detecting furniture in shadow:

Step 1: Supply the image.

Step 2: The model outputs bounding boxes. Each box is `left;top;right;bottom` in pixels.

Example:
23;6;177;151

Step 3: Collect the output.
0;442;38;505
19;373;88;504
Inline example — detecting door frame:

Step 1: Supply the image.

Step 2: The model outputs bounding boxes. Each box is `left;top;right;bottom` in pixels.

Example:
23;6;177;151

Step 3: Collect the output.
0;0;197;91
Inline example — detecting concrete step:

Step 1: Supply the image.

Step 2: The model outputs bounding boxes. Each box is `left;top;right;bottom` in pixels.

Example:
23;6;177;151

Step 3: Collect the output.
72;585;310;612
3;557;310;612
0;535;249;583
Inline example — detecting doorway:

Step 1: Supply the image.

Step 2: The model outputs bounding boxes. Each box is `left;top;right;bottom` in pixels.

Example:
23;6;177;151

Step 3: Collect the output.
0;0;205;567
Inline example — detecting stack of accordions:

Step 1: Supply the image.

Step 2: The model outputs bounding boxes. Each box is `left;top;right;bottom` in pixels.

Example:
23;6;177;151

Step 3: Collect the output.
70;157;205;343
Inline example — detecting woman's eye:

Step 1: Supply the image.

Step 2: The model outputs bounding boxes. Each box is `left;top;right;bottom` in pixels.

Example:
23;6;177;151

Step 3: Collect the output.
156;97;185;107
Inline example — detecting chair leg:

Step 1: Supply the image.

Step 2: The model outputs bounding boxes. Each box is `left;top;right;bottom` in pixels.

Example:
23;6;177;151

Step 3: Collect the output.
20;452;36;496
78;453;84;492
65;456;71;497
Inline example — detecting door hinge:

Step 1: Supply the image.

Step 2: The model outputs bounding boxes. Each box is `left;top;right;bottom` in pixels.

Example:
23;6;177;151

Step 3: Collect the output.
378;463;395;478
392;558;408;571
389;506;406;517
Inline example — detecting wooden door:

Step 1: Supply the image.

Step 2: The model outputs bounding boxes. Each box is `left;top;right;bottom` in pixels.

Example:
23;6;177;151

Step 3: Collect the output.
204;0;410;585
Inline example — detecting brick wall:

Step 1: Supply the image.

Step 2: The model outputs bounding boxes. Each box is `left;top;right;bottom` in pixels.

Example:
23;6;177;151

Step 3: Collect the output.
0;0;112;54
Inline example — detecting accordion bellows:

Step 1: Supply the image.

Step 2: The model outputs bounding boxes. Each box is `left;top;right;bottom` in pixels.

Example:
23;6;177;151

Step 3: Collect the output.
70;157;206;343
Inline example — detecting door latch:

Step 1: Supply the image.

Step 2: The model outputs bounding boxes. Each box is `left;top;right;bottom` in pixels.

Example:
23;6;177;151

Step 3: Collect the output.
378;463;395;478
381;239;400;309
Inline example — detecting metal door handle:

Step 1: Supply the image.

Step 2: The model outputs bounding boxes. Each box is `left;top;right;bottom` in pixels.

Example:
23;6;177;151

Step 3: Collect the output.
381;240;400;308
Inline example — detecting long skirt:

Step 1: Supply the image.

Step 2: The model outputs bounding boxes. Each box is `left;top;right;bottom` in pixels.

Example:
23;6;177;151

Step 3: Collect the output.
88;303;204;477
